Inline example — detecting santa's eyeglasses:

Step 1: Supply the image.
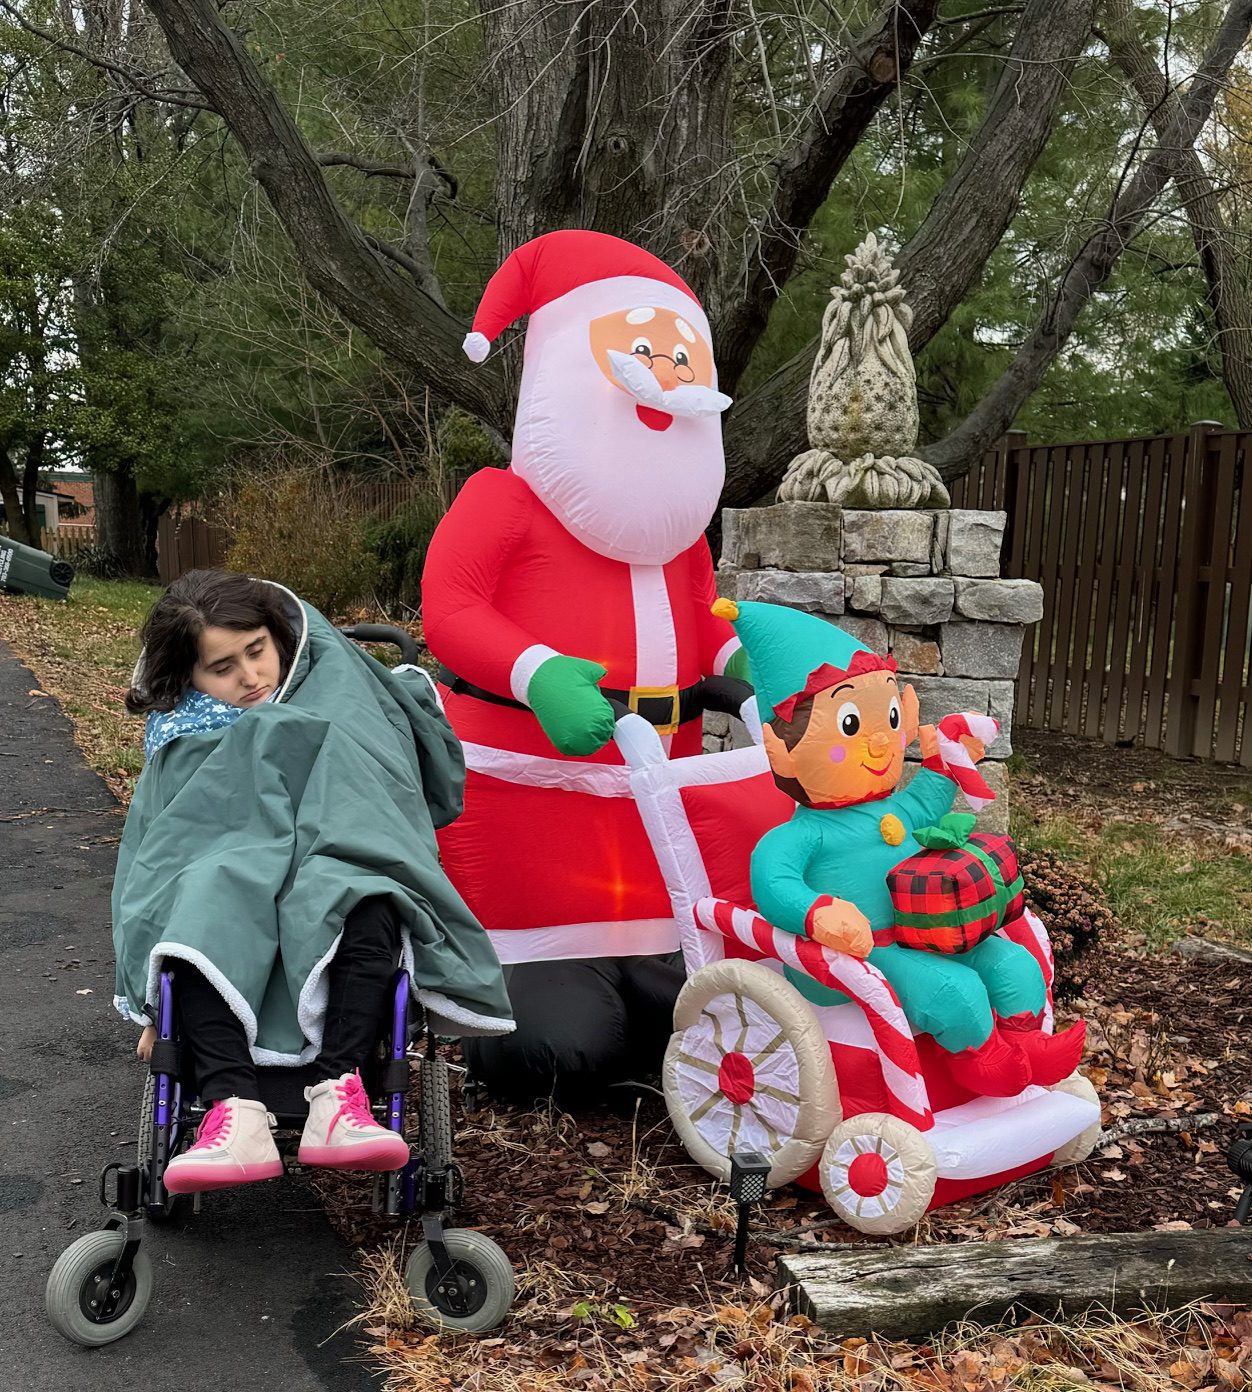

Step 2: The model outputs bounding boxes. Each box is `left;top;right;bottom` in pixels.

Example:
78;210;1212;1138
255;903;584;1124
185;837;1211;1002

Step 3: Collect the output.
630;347;696;384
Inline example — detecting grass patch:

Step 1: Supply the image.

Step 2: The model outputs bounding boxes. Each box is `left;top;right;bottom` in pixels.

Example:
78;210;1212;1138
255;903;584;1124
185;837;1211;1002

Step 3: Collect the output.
1015;812;1252;950
0;577;157;800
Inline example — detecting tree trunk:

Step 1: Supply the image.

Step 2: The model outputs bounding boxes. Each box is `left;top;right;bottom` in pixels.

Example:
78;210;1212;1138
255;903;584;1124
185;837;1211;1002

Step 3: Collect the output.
1102;0;1252;427
95;466;160;577
899;0;1096;354
0;438;37;546
722;0;1096;507
922;0;1252;478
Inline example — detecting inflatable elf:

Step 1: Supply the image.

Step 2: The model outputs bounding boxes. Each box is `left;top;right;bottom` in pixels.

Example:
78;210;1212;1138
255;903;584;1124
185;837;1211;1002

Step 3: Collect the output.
422;231;748;1105
719;598;1085;1097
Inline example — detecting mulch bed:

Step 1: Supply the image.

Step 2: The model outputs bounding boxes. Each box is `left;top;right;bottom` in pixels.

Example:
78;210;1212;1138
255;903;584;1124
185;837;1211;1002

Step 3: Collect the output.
315;938;1251;1383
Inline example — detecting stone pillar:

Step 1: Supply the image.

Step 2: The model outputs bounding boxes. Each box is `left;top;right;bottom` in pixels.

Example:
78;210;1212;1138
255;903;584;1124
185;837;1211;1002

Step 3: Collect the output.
709;504;1044;834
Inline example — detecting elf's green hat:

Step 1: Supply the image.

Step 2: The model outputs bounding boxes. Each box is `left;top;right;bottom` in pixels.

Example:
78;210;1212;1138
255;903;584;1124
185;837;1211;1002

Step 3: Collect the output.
712;597;895;722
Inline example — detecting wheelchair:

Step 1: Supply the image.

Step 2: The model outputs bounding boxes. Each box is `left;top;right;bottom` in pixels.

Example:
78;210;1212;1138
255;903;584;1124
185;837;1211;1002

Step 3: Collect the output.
46;624;515;1346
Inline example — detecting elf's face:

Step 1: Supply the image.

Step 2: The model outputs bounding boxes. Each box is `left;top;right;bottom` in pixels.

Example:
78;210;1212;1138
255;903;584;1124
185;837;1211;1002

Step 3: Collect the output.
762;669;920;807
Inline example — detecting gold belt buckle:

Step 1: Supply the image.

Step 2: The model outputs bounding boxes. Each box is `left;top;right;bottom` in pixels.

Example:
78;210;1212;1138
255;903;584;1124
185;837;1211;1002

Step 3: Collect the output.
628;684;681;735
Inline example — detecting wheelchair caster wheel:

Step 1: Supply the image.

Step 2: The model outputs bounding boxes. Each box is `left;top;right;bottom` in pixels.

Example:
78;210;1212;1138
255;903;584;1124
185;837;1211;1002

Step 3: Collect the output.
46;1230;153;1346
405;1228;514;1333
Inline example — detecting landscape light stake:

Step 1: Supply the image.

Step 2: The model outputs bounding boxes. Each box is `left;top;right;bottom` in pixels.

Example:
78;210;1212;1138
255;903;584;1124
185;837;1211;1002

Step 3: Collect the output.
728;1150;771;1275
1229;1123;1252;1223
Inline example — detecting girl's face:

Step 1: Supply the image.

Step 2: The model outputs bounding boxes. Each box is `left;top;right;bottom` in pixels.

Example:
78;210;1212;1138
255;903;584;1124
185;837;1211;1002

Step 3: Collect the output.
192;624;282;708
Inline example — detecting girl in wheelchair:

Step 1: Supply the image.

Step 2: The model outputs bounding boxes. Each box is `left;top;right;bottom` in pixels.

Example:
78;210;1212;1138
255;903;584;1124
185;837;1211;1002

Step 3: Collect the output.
115;569;514;1196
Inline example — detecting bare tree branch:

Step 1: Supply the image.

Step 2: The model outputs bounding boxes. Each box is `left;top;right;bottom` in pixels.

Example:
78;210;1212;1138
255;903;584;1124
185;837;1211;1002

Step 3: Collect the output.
899;0;1096;354
1101;0;1252;427
141;0;512;435
722;0;1092;507
0;0;215;111
712;0;941;395
921;0;1252;477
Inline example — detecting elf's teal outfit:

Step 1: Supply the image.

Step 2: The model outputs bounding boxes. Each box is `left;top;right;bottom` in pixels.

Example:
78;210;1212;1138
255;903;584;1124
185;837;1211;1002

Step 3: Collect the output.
733;601;1046;1057
751;789;1043;1053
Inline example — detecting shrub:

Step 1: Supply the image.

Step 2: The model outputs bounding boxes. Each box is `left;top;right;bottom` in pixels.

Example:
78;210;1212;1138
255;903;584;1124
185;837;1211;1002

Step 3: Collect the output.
224;472;381;616
1020;847;1118;1001
72;543;127;580
363;489;446;610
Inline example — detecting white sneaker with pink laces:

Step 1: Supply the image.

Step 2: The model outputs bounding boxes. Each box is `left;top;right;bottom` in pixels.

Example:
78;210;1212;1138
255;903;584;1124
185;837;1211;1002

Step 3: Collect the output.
298;1070;410;1171
164;1098;284;1194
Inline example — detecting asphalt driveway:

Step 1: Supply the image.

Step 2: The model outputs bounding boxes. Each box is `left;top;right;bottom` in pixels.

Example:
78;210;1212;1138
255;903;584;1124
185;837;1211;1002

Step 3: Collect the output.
0;638;377;1390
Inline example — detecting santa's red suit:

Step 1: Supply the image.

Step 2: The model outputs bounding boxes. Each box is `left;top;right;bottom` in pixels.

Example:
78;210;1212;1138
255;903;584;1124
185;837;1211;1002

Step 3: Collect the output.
422;232;740;987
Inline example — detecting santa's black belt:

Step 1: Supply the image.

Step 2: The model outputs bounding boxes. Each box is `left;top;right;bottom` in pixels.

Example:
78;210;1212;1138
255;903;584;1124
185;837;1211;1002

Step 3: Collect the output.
437;666;703;733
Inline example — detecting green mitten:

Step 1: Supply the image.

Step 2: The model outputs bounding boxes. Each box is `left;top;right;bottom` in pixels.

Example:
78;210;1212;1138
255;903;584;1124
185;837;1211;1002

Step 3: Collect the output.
724;644;753;686
527;654;617;756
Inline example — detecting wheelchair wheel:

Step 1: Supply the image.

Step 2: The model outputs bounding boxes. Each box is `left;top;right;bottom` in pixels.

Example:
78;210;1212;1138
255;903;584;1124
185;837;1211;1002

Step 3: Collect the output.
663;958;840;1188
1048;1071;1103;1167
819;1113;936;1236
46;1230;153;1347
137;1073;188;1221
405;1228;515;1333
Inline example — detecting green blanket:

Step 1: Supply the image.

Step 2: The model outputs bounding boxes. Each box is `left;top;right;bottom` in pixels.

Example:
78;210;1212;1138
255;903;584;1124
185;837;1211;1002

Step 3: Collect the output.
112;589;513;1064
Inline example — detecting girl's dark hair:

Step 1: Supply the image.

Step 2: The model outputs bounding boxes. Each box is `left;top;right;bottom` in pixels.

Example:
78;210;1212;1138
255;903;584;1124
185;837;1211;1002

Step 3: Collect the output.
125;570;297;715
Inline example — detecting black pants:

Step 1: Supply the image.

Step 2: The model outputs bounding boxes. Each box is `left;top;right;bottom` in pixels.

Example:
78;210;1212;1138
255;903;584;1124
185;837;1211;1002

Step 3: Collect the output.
174;897;402;1104
462;953;684;1111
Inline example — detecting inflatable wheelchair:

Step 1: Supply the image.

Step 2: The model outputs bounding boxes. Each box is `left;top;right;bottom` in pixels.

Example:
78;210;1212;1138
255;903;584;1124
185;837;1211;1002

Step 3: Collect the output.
612;689;1102;1236
46;626;514;1345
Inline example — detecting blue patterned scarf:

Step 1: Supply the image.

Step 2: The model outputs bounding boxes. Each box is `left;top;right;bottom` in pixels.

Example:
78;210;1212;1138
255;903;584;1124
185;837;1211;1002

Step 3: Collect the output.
144;688;257;761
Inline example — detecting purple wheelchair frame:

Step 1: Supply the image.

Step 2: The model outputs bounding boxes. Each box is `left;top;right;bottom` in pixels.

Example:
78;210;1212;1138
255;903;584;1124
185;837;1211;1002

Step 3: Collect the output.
142;965;419;1220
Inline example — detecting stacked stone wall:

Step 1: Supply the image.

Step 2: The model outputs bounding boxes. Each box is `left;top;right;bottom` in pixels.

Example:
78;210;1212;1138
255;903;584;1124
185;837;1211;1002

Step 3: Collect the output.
706;504;1044;834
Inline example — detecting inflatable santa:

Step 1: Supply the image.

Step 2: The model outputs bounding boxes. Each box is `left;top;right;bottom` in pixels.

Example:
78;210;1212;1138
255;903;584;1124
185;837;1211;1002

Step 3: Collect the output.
421;231;748;1105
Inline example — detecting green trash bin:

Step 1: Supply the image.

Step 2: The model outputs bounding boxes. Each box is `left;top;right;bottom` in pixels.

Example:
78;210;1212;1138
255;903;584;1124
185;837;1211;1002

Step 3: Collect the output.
0;535;75;600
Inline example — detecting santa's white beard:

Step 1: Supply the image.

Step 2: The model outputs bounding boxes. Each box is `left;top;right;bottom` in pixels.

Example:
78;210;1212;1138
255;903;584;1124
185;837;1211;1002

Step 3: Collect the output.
512;357;726;566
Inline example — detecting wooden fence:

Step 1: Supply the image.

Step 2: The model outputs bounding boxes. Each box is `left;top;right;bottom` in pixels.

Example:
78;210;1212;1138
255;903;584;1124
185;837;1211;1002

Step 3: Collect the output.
156;514;231;583
950;423;1252;767
38;525;97;561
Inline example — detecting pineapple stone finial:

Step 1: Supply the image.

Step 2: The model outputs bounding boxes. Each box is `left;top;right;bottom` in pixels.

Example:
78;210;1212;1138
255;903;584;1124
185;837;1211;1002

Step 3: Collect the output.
780;233;950;510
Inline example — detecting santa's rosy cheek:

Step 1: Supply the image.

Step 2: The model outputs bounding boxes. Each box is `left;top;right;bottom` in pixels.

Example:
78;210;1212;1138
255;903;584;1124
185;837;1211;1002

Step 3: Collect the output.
899;730;907;749
828;746;847;765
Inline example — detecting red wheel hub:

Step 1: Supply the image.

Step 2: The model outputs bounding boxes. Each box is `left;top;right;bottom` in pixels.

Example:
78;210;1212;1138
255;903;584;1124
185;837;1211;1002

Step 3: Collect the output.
847;1151;889;1197
717;1051;755;1105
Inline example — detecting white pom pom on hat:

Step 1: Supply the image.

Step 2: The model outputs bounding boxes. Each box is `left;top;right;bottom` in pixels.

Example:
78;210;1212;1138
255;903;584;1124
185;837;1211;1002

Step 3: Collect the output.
460;230;702;365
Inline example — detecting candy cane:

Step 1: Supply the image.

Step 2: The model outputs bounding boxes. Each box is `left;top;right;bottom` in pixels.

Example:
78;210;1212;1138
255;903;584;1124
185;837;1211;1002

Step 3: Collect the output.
924;712;1000;811
695;896;932;1129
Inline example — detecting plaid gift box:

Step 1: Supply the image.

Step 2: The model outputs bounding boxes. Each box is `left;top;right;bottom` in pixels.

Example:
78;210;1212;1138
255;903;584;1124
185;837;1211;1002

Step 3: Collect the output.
887;813;1026;955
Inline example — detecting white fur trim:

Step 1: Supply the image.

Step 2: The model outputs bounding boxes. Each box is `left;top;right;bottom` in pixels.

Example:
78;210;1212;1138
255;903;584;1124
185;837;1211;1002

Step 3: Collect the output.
487;918;678;963
712;636;740;677
629;565;677;688
414;989;515;1037
529;276;708;344
462;741;631;797
509;643;561;705
394;663;445;713
464;331;491;363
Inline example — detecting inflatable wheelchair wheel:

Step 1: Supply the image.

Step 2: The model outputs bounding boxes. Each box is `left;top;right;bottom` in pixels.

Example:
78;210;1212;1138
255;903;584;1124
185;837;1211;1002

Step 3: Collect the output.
1048;1071;1104;1167
137;1074;189;1222
46;1230;153;1346
819;1113;936;1236
663;959;840;1188
406;1228;515;1333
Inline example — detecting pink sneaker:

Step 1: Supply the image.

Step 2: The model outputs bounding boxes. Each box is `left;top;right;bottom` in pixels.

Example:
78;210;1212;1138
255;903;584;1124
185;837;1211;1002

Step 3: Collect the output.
298;1070;410;1172
164;1098;284;1194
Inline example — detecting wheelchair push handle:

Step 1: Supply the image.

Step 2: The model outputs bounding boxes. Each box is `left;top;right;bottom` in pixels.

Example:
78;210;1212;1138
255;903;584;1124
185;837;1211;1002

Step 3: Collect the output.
340;623;424;666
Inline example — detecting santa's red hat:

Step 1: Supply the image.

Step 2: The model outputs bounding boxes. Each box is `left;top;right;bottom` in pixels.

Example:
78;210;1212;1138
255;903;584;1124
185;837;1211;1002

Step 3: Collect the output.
463;230;702;363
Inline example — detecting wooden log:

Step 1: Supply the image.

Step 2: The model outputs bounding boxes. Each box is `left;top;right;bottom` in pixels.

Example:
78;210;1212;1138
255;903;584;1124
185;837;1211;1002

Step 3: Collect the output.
778;1230;1252;1339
